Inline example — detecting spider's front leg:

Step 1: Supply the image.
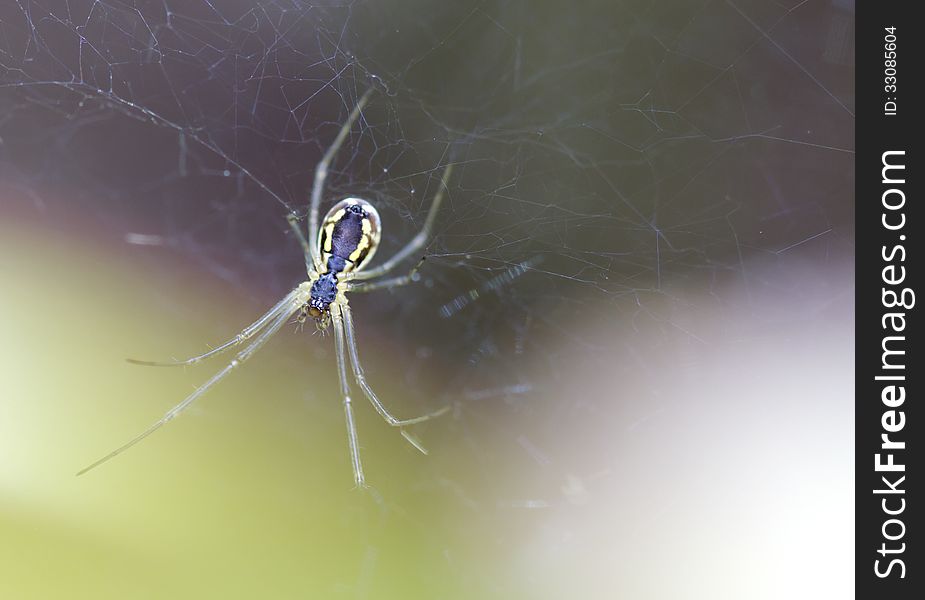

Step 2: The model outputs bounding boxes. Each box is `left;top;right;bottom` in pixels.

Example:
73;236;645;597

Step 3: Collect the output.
339;300;450;450
329;301;366;488
78;293;305;476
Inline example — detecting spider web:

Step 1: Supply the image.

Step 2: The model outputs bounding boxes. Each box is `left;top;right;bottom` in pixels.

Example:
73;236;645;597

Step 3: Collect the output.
0;0;853;383
0;0;854;596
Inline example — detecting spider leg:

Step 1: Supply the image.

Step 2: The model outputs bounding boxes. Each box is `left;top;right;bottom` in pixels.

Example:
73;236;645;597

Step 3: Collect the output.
347;257;425;293
287;213;314;274
127;289;303;367
308;89;375;271
77;301;300;476
352;162;453;281
340;301;449;455
330;301;366;488
399;429;431;455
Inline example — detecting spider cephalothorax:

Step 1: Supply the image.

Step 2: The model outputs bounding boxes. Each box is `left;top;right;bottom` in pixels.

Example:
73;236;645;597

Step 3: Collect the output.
295;275;333;331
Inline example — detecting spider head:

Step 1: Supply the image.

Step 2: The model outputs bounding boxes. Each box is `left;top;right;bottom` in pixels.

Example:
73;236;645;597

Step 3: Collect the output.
308;306;331;332
306;274;338;331
297;303;331;332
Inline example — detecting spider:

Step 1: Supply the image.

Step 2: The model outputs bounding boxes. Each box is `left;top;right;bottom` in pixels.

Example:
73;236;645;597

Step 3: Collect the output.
78;89;453;487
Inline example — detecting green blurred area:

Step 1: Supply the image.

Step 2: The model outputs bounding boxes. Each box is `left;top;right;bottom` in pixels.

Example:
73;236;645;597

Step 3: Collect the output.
0;218;499;599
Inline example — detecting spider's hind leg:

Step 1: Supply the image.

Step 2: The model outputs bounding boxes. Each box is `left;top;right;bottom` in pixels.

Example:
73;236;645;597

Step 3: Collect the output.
308;89;376;269
287;213;315;275
347;257;426;294
351;162;453;282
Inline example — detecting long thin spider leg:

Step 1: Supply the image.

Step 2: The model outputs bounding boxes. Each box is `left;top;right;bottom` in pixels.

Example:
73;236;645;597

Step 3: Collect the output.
341;302;450;435
399;429;430;455
308;89;375;270
330;302;366;488
347;257;425;294
77;302;300;476
286;213;314;274
127;289;302;367
353;162;453;281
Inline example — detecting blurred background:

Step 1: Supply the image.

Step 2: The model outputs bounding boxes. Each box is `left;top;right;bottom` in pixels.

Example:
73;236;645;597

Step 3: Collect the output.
1;0;853;598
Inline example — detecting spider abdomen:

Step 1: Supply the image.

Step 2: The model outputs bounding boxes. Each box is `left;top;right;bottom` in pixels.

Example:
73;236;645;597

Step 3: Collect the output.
318;198;382;275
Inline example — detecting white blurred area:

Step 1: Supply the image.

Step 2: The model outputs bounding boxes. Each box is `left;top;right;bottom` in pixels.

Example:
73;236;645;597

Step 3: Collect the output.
512;254;854;599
